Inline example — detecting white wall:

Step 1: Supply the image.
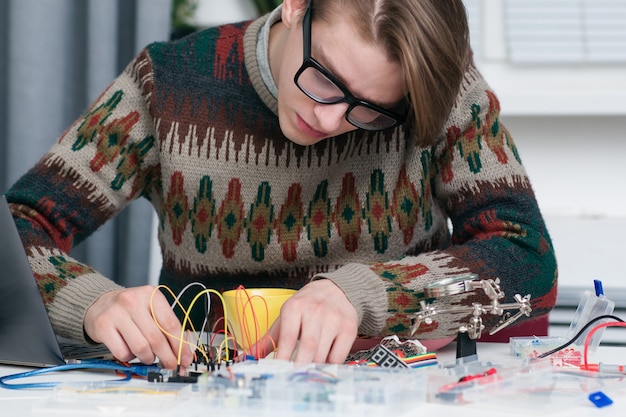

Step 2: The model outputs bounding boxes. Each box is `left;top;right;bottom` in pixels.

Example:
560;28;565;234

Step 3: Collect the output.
468;0;626;303
192;0;258;28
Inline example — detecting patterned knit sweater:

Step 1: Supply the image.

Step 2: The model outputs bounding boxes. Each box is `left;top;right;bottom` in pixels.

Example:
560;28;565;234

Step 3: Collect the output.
6;14;557;344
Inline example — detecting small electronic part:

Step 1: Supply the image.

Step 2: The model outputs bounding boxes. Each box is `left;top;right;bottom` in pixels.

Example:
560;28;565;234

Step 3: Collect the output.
344;335;436;369
589;391;613;408
455;331;477;359
545;349;582;367
369;345;409;368
147;371;164;383
428;357;501;404
435;367;499;403
509;336;568;358
379;334;427;355
167;374;199;384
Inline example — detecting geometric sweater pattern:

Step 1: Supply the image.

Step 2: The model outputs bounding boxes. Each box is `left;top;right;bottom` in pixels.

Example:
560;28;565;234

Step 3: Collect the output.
6;14;557;343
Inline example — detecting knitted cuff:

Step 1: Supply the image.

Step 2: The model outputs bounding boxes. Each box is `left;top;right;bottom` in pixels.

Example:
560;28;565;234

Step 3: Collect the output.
48;274;124;344
313;263;388;336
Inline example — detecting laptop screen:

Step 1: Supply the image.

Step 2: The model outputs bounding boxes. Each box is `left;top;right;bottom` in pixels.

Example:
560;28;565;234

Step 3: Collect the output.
0;195;69;366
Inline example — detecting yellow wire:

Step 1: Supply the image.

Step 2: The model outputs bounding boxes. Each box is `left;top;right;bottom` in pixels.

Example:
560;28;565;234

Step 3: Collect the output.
218;335;236;361
182;288;230;363
149;285;211;364
233;287;271;357
241;292;271;357
60;386;177;395
150;286;204;361
150;284;269;365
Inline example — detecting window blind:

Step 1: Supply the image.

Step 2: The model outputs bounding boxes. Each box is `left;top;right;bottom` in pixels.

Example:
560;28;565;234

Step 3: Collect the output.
504;0;626;63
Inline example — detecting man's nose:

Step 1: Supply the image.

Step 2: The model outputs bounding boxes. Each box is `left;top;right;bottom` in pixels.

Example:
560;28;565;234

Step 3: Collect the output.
313;102;349;132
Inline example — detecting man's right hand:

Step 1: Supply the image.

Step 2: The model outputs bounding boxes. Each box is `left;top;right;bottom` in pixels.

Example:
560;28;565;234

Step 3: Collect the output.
83;285;193;369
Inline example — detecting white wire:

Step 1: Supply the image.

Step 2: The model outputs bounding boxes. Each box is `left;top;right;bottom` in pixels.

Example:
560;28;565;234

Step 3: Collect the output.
171;282;211;348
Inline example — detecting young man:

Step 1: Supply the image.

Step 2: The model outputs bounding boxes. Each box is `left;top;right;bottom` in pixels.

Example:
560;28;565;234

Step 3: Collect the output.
5;0;557;368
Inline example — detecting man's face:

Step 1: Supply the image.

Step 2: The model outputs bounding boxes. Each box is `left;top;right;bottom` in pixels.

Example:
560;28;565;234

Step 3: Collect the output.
274;12;405;146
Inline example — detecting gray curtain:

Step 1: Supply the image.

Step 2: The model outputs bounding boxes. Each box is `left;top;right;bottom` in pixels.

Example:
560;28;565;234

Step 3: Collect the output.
0;0;172;287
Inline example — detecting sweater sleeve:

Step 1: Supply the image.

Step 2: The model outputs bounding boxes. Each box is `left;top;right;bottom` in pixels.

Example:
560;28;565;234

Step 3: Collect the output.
5;49;161;343
314;65;558;340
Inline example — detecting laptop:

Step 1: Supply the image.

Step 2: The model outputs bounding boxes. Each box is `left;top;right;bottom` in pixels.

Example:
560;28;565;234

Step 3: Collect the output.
0;195;111;367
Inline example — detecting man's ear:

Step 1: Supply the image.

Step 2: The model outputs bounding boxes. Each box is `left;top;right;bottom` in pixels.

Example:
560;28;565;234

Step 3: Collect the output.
281;0;308;30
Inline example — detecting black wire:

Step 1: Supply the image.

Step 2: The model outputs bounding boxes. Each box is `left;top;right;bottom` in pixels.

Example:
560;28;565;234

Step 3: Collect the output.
537;314;625;359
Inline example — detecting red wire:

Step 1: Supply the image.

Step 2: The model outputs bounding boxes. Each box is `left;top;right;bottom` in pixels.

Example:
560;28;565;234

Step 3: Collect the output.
582;321;626;367
242;295;270;357
232;286;270;358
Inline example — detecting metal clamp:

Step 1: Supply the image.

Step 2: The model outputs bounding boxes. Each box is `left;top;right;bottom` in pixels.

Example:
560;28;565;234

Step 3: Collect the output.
410;274;532;339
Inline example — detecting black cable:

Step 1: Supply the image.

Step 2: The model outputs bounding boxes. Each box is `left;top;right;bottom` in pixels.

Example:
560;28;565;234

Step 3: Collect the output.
537;314;625;359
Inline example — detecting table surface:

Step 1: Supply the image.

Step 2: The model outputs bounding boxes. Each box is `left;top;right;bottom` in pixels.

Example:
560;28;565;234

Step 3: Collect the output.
1;342;624;416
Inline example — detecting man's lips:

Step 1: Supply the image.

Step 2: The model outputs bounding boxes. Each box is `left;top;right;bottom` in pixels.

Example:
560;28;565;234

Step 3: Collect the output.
297;114;327;139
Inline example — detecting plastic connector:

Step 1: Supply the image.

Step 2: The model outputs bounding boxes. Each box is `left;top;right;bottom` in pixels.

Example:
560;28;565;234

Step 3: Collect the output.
167;374;198;383
566;280;615;353
166;365;199;383
589;391;613;408
147;371;164;382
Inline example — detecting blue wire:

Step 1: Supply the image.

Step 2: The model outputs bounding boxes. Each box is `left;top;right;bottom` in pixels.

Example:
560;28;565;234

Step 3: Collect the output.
0;360;158;390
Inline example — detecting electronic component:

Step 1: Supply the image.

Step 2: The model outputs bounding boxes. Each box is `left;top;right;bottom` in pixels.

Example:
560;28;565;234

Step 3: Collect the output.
344;335;436;369
369;345;409;368
509;336;568;358
589;391;613;408
455;331;477;359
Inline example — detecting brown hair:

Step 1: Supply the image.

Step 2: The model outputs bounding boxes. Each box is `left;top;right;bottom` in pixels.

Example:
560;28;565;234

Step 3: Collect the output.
310;0;470;146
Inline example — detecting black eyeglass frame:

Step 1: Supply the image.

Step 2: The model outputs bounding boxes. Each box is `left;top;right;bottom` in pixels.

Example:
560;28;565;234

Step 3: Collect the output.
293;1;407;131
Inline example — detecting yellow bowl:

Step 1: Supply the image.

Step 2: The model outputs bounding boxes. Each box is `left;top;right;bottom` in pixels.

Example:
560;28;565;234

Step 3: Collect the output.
222;288;296;352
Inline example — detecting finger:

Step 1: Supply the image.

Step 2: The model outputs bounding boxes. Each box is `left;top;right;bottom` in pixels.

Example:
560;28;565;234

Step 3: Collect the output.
292;314;323;364
139;317;182;368
325;314;359;364
310;325;335;364
274;310;302;362
325;333;355;364
119;320;158;365
84;292;140;362
249;319;280;359
139;291;188;368
110;286;180;368
103;329;135;363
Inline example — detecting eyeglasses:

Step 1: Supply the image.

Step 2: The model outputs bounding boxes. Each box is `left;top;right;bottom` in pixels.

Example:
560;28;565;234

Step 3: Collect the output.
293;1;407;131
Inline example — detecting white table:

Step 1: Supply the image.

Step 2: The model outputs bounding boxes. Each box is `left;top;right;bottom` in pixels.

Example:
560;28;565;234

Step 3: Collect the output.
1;342;624;416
